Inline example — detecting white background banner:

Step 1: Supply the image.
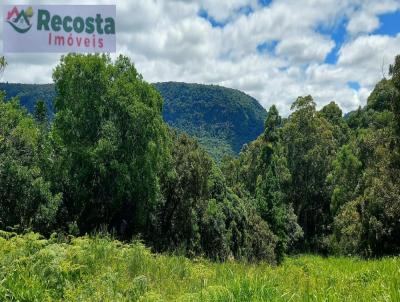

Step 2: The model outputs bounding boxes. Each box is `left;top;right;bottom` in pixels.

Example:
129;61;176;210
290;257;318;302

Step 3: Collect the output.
3;5;116;53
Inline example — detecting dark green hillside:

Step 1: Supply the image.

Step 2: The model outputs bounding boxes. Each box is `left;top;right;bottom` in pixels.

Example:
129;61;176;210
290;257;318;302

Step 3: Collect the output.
155;82;268;160
0;82;267;161
0;83;55;117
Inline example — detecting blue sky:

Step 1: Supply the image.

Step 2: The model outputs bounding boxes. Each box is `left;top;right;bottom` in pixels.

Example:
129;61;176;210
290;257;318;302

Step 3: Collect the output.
374;11;400;36
1;0;400;115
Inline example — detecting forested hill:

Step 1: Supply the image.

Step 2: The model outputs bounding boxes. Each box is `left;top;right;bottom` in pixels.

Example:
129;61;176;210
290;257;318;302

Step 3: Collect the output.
155;82;267;160
0;82;267;161
0;83;55;117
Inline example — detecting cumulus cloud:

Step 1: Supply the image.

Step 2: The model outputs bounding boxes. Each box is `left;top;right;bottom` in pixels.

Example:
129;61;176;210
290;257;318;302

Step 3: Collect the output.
346;0;400;36
347;12;380;36
1;0;400;115
275;35;335;64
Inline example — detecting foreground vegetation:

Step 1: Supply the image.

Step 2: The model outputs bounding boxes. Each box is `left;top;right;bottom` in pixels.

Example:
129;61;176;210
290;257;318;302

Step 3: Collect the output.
1;231;399;302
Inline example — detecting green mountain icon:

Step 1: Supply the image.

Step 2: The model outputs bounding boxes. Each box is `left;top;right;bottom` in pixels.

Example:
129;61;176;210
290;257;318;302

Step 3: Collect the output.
7;10;32;34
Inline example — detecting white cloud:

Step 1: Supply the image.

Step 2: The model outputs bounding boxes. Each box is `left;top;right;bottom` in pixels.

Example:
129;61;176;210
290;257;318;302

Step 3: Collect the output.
346;0;400;36
338;34;400;86
196;0;259;22
347;12;380;36
1;0;400;116
275;34;334;64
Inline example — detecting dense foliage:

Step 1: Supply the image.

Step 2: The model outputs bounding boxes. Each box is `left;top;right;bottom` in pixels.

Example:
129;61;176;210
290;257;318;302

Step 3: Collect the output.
0;81;268;162
222;55;400;257
1;53;400;267
330;67;400;257
0;231;399;301
0;54;275;263
0;97;60;234
155;131;277;262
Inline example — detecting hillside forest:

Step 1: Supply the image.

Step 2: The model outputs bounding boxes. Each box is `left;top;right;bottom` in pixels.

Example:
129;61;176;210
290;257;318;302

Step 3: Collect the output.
0;54;400;265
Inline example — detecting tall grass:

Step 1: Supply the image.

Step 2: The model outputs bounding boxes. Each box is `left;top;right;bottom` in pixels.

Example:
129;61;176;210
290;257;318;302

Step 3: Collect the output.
0;231;399;301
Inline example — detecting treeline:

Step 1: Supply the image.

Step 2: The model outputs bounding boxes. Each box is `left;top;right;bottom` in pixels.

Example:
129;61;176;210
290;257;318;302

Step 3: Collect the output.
222;56;400;258
0;81;268;163
0;54;399;264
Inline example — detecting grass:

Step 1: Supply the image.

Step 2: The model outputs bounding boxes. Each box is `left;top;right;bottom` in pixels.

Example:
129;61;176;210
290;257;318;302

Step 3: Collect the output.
0;231;399;301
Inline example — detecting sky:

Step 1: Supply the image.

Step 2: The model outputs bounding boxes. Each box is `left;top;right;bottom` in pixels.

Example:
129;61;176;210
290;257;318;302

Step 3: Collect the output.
1;0;400;115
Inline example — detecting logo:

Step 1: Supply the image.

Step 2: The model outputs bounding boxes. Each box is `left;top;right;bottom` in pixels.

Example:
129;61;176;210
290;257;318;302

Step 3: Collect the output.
6;6;34;34
4;5;116;53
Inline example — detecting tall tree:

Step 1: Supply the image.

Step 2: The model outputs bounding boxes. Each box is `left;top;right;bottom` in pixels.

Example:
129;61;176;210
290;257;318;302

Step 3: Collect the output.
256;106;302;260
283;96;336;251
327;144;362;217
34;100;48;126
320;101;349;146
52;54;169;237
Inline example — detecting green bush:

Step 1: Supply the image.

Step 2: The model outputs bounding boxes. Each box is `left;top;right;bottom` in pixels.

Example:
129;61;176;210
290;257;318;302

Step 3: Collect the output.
0;232;399;301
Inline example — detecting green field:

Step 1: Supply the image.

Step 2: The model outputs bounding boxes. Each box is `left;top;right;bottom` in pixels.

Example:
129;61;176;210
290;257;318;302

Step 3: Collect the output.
1;231;399;302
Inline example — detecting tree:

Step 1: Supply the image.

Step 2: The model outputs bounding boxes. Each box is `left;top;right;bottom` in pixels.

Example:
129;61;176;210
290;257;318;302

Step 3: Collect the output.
0;56;6;75
51;54;169;237
156;132;278;262
320;101;342;125
255;106;302;261
327;144;362;216
367;79;397;112
283;96;336;251
332;126;400;256
320;101;349;146
156;132;213;256
34;99;48;126
0;96;61;234
330;56;400;256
